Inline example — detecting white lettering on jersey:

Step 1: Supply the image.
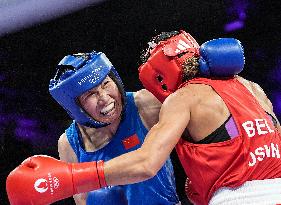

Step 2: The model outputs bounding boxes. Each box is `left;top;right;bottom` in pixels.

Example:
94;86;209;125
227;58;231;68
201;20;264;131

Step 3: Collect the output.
249;143;280;167
242;118;274;138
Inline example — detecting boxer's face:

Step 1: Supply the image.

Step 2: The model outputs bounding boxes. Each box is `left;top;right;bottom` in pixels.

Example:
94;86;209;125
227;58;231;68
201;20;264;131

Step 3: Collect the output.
78;76;123;124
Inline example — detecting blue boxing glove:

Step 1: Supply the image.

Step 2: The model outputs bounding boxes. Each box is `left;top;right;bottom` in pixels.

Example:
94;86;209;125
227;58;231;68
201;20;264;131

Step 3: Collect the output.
199;38;245;77
86;186;128;205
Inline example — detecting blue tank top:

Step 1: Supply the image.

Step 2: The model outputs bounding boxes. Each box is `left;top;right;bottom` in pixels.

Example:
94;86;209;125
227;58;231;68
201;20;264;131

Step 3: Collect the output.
65;92;179;205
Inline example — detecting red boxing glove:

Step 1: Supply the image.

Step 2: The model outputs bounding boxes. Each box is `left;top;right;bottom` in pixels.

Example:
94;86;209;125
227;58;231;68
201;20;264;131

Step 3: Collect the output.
6;155;106;205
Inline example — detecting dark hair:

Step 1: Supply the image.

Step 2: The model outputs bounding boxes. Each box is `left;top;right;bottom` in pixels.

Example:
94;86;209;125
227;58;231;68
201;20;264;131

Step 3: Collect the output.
140;31;200;82
140;31;180;64
182;56;200;81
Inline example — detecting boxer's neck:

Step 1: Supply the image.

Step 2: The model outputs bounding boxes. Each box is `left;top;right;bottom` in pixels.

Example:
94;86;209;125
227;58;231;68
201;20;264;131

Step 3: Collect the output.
78;118;121;152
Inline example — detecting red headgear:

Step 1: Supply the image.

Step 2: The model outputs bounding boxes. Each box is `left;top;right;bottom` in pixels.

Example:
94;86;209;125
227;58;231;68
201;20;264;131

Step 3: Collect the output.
138;30;199;102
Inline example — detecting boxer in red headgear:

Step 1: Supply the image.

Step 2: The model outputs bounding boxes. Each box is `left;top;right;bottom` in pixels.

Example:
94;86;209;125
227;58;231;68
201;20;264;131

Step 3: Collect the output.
139;30;244;102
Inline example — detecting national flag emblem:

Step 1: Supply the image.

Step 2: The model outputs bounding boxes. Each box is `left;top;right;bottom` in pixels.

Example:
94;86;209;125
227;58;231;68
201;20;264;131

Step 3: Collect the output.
122;134;140;150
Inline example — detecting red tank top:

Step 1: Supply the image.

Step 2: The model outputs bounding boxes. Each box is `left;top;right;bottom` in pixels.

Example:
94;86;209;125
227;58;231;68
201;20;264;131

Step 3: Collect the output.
175;77;281;205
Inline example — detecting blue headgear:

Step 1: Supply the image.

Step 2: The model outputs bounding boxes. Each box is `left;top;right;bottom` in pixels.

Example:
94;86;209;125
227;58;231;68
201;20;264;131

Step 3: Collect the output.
49;51;125;128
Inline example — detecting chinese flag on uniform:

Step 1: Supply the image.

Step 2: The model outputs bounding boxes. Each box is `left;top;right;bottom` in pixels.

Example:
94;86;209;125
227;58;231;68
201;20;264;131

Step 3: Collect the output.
122;134;140;150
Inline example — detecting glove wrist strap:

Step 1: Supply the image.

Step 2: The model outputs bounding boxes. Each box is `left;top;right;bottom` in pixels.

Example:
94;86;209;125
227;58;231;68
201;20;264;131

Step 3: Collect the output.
72;161;105;194
97;160;107;187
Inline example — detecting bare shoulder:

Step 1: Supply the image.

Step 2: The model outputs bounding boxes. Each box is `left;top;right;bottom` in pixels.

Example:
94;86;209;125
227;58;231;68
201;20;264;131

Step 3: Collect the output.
134;89;161;108
237;76;281;131
134;89;162;129
156;87;193;130
162;83;215;123
237;76;266;95
164;85;196;109
236;76;273;111
58;133;78;163
58;133;86;203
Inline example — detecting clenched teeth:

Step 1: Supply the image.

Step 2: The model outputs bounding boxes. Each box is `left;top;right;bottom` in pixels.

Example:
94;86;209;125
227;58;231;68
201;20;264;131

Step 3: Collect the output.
101;102;115;115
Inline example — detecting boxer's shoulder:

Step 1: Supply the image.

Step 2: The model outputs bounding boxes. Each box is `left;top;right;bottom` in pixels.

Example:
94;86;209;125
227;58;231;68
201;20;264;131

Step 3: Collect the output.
58;132;78;163
237;76;274;113
134;89;162;129
170;83;207;105
134;89;161;107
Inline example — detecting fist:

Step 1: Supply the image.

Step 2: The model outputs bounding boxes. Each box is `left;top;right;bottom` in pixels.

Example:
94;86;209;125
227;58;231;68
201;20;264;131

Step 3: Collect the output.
6;155;74;205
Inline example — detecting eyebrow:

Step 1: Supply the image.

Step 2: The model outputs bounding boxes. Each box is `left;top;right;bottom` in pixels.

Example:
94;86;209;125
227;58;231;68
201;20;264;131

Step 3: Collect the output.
81;89;95;99
80;77;111;99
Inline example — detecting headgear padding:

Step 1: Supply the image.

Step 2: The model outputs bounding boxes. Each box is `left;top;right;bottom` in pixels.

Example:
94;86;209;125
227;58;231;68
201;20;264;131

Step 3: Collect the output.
138;30;200;102
49;51;124;128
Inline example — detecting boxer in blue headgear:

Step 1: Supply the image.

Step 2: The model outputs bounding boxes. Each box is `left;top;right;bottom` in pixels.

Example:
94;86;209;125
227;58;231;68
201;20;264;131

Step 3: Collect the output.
49;51;126;128
49;50;180;205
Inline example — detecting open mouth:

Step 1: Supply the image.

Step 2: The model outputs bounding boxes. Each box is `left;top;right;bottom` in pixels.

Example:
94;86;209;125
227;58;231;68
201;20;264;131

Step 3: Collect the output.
100;102;115;116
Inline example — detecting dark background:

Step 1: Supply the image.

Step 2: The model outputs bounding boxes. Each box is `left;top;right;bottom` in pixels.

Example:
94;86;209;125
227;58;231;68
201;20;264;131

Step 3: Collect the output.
1;0;280;204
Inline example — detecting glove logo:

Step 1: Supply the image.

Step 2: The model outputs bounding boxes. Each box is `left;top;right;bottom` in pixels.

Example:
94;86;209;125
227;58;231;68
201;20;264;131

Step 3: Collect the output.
34;178;48;193
53;176;60;189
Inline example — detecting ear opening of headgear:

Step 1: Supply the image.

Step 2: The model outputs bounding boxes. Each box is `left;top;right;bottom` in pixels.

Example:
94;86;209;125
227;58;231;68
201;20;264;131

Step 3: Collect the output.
49;51;125;128
138;30;200;102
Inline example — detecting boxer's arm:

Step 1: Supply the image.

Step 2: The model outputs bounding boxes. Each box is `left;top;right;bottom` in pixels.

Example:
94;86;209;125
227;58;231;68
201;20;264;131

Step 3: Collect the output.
134;89;162;130
7;89;189;204
104;87;191;185
58;133;87;205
